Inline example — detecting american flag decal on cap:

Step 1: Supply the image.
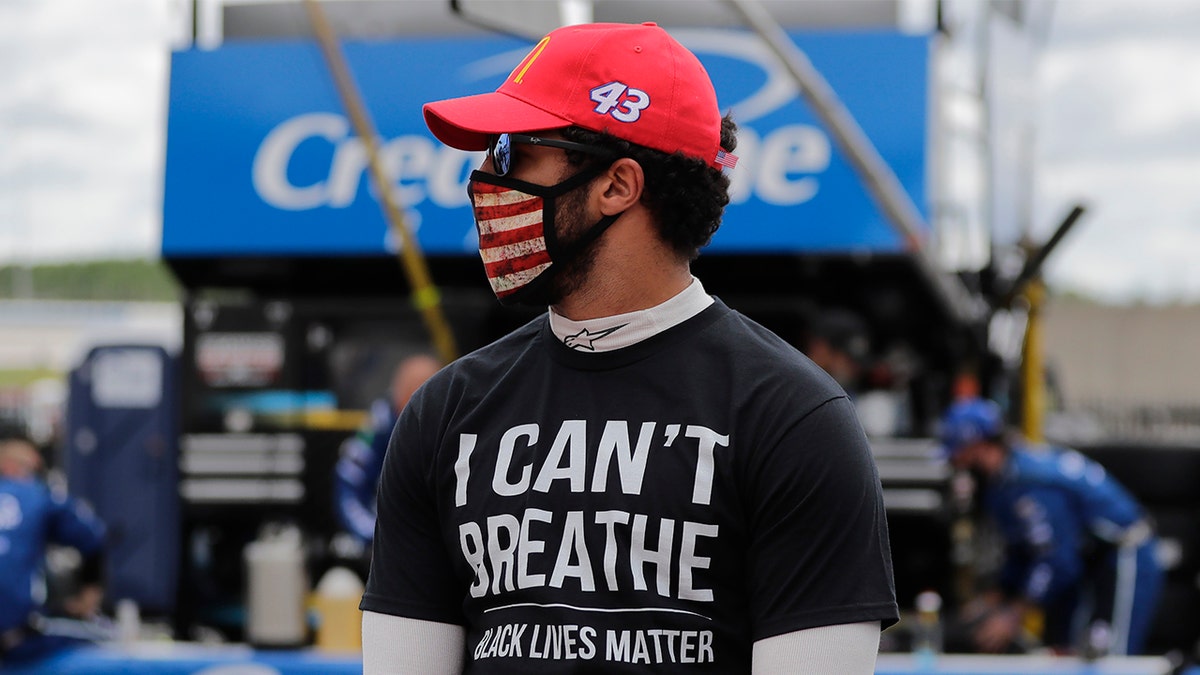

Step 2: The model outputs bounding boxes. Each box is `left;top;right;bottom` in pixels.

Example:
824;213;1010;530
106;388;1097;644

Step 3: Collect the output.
715;150;738;172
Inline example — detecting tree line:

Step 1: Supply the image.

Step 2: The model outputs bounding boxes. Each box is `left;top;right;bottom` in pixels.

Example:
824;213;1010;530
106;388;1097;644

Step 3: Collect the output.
0;259;181;302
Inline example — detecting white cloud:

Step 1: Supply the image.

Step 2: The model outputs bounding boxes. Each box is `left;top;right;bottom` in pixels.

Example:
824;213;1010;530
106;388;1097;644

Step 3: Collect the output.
0;0;172;262
1032;1;1200;303
1040;37;1200;160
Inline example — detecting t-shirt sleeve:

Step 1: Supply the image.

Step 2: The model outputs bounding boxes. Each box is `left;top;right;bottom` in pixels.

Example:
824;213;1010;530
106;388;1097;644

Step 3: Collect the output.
360;398;466;625
745;396;899;640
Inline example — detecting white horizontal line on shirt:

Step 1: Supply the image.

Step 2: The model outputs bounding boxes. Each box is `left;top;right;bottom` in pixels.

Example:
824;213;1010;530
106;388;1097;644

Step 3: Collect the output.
482;602;711;621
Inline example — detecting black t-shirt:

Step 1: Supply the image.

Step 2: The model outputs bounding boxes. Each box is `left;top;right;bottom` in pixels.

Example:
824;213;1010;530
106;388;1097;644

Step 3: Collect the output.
362;300;898;672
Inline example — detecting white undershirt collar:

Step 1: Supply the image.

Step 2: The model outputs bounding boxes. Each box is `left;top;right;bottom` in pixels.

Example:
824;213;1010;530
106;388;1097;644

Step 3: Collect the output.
548;278;714;352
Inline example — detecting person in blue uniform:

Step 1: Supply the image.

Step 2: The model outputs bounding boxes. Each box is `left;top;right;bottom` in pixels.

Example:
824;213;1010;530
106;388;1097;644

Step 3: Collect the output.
333;354;441;546
940;398;1163;656
0;433;108;665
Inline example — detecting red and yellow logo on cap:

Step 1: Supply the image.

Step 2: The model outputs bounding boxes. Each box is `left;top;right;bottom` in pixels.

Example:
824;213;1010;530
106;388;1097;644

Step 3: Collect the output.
509;36;551;85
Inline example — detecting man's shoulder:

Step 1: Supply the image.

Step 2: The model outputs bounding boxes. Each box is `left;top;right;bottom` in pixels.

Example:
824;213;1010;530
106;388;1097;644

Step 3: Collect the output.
460;314;544;366
418;314;546;395
706;305;846;398
701;304;789;355
1010;445;1088;488
0;477;50;498
0;477;53;514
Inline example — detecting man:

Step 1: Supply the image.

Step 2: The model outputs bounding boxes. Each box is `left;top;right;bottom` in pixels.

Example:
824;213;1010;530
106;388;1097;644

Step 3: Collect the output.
0;434;108;665
940;398;1162;656
334;354;442;546
361;22;898;673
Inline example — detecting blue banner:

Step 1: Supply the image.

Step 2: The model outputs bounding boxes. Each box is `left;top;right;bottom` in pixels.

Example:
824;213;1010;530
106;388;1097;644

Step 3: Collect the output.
163;30;928;257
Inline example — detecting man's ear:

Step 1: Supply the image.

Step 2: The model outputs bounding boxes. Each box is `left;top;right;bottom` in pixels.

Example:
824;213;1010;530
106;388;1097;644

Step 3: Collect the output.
595;157;644;216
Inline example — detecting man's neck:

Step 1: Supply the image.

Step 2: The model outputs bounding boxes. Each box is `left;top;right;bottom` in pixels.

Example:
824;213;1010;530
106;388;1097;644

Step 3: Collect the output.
552;253;693;321
551;204;695;320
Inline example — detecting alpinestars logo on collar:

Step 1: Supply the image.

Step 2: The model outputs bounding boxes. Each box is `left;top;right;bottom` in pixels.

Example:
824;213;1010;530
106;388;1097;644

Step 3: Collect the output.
563;323;629;351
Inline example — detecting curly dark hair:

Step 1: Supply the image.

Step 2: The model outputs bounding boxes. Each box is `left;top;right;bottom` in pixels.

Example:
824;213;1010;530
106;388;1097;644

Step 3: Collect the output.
562;114;738;260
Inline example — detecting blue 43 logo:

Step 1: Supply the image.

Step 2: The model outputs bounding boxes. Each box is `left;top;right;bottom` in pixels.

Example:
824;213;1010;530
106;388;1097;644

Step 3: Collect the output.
589;82;650;122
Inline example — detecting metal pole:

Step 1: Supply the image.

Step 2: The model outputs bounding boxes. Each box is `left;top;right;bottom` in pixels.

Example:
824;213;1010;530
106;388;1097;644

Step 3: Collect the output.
723;0;980;326
999;204;1086;309
302;0;458;364
1020;279;1045;442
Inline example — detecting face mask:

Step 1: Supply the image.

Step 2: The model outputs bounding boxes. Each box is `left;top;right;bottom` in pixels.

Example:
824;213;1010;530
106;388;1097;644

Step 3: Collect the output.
468;166;619;305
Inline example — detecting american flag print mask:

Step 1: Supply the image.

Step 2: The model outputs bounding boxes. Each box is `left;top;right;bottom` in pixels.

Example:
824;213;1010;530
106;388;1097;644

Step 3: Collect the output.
468;166;618;306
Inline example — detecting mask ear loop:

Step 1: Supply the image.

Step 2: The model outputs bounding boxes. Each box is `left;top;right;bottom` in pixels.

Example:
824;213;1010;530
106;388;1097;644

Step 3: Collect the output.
541;163;612;263
551;211;621;262
507;210;622;308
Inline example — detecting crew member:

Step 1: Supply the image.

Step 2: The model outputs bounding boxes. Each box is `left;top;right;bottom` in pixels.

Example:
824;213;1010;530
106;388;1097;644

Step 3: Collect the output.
360;22;898;674
804;308;871;396
334;354;441;545
940;398;1163;655
0;433;108;665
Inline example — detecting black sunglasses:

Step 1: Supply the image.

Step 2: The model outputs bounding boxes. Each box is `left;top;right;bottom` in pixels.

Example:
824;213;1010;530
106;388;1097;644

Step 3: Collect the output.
487;133;616;177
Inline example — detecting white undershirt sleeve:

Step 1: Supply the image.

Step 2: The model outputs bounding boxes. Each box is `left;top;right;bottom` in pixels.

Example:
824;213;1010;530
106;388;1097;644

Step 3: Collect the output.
362;610;466;675
752;621;881;675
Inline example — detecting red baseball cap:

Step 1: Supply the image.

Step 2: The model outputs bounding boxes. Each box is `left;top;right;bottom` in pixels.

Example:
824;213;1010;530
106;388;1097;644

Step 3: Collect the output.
423;22;735;171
